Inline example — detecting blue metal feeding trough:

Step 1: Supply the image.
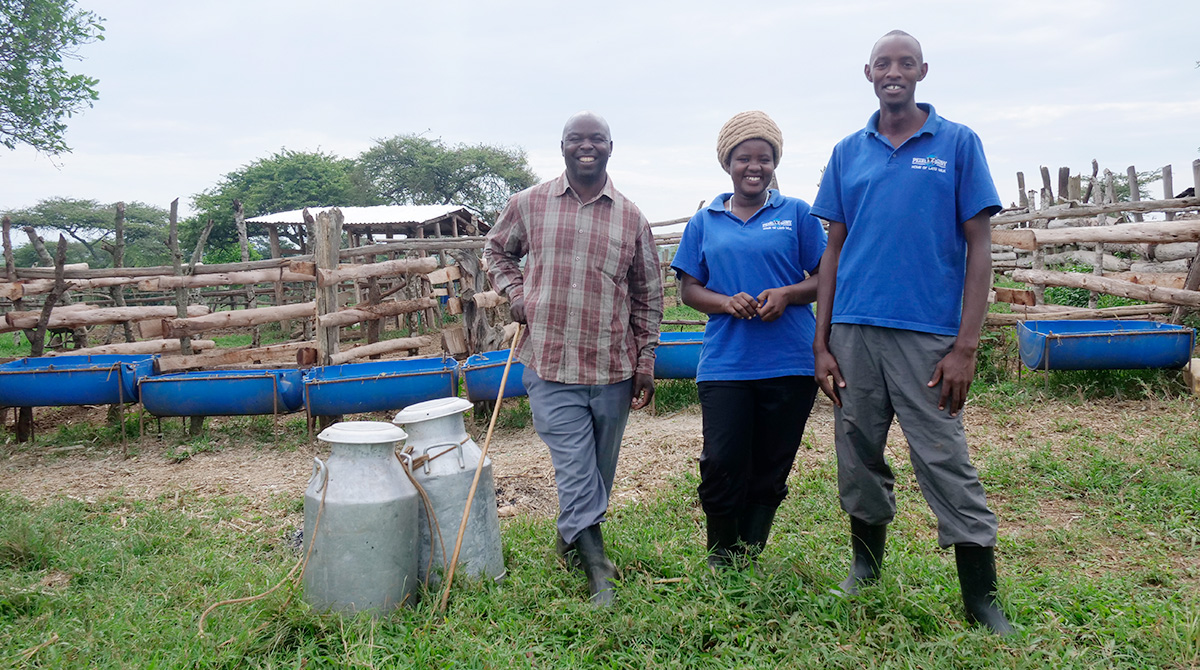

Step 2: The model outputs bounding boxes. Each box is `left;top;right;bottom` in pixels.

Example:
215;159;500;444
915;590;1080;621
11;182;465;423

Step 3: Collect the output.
139;369;305;417
1018;320;1195;371
0;355;156;407
303;357;459;416
654;331;703;379
460;350;526;402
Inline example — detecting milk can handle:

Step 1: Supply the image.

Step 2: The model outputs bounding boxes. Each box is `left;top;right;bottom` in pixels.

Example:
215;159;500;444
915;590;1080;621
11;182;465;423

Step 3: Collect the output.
397;451;414;472
310;457;328;493
420;440;467;474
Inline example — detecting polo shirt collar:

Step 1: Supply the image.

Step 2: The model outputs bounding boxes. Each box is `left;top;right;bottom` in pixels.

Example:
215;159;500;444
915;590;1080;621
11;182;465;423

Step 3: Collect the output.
706;188;783;213
553;171;615;204
865;102;941;139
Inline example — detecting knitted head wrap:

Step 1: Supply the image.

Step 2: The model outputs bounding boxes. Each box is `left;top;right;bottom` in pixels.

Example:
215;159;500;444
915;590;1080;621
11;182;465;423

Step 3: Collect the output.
716;111;783;173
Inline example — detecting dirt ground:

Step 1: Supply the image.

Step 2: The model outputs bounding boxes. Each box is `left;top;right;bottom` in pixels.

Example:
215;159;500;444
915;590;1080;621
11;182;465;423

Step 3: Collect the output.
0;401;713;518
2;393;1186;525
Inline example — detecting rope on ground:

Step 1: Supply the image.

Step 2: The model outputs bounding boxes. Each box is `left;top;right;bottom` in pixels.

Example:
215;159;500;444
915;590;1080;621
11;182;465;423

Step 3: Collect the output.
197;465;328;638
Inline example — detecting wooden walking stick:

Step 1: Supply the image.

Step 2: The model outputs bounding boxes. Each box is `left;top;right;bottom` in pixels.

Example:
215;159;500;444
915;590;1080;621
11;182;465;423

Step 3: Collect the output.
437;323;523;613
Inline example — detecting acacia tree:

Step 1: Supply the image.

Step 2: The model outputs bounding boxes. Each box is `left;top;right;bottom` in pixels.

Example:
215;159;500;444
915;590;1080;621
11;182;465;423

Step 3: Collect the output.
0;0;105;154
5;197;170;267
355;135;538;222
189;148;378;255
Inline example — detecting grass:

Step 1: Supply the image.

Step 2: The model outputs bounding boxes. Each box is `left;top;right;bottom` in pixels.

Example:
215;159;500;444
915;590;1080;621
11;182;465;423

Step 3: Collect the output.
0;331;31;358
210;322;303;349
3;411;312;458
654;379;699;413
2;417;1199;668
484;397;532;431
662;301;706;331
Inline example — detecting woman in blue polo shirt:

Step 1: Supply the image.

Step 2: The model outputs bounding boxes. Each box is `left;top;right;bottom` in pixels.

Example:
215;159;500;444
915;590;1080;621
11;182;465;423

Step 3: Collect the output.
671;111;828;568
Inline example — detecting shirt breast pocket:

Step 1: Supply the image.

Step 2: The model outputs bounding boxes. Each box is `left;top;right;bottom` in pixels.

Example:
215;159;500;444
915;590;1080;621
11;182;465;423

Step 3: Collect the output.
598;229;635;279
911;159;955;204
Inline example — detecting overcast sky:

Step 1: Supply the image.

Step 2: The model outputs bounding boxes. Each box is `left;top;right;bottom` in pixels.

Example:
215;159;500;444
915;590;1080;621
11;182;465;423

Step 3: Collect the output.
1;0;1197;227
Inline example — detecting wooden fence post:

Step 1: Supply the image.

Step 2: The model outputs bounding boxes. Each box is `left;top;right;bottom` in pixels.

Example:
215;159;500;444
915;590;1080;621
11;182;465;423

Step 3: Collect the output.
1105;170;1117;212
313;208;342;366
2;215;33;442
1171;160;1200;322
168;199;204;435
311;208;343;429
167;200;193;358
1127;165;1143;222
1040;166;1053;202
1088;180;1113;309
1163;165;1175;222
302;216;315;340
1032;194;1047;305
266;224;289;337
233;200;260;347
1082;159;1099;203
107;202;135;343
366;244;382;357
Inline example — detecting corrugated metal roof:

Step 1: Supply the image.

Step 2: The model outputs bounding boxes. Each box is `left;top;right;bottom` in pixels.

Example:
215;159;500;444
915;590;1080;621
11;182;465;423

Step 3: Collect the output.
246;205;472;226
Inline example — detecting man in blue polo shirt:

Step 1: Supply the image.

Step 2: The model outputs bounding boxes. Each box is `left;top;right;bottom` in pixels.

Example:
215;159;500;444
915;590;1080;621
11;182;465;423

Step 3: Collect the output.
811;30;1015;635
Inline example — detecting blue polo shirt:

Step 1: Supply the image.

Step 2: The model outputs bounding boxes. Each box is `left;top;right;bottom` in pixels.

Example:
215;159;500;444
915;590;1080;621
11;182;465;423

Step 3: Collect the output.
671;190;827;381
811;104;1001;336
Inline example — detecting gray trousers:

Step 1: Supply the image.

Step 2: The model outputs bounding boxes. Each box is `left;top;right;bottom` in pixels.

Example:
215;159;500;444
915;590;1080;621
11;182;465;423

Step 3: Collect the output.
523;367;632;544
830;324;998;548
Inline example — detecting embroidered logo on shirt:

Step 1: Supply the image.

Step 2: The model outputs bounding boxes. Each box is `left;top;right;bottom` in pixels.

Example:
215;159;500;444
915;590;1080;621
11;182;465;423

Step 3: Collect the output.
761;219;793;231
911;155;948;173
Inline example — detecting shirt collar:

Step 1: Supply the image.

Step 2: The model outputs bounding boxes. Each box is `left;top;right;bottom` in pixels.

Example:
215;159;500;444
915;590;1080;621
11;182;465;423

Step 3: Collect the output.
865;102;940;139
706;189;783;213
552;171;615;204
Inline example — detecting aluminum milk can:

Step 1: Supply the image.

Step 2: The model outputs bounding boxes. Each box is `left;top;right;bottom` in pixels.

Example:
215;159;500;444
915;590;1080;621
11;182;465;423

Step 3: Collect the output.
393;397;506;582
303;421;419;614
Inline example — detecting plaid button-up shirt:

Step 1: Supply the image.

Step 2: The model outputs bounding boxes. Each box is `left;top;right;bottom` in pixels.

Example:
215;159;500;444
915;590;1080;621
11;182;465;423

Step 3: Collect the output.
485;173;662;385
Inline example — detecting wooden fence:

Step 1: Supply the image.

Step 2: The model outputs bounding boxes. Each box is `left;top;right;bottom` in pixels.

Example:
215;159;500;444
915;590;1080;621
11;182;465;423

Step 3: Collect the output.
0;207;514;369
4;158;1199;371
987;159;1200;325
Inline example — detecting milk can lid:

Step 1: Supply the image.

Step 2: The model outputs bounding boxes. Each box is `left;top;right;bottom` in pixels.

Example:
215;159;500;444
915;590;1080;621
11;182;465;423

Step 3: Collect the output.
393;396;473;425
317;420;408;445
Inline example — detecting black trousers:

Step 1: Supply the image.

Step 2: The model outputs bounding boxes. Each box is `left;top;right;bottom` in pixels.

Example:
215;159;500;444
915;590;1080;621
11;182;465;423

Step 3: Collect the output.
696;376;818;518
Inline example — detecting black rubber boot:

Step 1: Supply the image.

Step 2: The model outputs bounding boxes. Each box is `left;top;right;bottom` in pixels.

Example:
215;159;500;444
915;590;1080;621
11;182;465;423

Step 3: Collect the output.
737;504;776;558
574;524;617;607
833;516;886;596
705;514;740;570
556;531;582;573
955;544;1016;635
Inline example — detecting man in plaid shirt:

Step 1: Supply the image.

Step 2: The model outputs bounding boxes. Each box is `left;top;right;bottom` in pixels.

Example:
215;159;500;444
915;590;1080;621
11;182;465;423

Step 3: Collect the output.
485;111;663;606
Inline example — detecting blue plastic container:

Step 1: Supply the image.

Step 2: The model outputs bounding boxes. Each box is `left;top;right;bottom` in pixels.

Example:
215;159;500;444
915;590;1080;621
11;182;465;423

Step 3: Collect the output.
1018;320;1195;371
140;369;305;417
654;331;703;379
304;358;458;416
0;355;156;407
460;350;526;402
